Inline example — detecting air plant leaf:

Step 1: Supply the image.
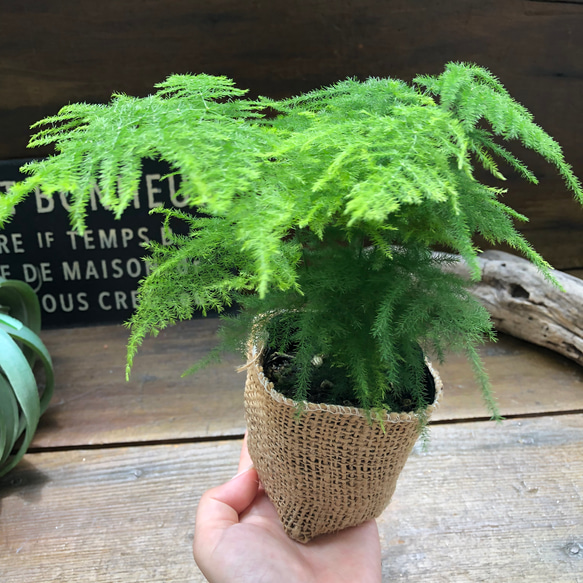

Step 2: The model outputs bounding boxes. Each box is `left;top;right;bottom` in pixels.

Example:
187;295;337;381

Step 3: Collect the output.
3;63;582;419
0;280;54;477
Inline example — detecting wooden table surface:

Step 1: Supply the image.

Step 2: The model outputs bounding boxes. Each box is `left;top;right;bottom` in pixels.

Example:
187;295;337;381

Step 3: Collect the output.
1;319;582;582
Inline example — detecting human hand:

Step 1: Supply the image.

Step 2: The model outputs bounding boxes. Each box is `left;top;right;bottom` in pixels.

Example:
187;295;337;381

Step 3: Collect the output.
193;434;382;583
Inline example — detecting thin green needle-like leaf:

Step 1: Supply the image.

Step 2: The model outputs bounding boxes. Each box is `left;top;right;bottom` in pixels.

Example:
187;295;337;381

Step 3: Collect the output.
4;64;582;421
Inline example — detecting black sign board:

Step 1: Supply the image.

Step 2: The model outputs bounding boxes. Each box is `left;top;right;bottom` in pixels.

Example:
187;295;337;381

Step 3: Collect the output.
0;158;192;328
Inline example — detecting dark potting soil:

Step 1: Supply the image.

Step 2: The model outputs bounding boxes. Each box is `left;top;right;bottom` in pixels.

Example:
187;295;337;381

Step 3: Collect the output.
262;346;436;413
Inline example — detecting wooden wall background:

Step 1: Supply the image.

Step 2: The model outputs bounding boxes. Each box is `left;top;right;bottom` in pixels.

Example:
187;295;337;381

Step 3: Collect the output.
1;0;582;270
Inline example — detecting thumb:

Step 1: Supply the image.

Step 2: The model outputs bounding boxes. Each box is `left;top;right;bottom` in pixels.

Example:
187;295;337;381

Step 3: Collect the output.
194;466;259;551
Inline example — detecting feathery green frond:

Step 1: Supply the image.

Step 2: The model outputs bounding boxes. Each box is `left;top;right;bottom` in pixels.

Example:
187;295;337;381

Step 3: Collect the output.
6;63;582;417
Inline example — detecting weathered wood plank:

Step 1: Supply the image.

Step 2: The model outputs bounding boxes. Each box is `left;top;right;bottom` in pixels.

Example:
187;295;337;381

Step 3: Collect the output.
34;321;583;448
0;442;221;583
433;332;583;422
1;1;583;267
35;319;248;447
1;415;582;582
3;0;583;157
381;414;583;582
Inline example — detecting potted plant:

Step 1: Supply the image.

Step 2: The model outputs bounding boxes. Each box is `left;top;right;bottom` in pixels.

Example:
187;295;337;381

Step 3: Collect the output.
0;278;54;477
1;62;581;539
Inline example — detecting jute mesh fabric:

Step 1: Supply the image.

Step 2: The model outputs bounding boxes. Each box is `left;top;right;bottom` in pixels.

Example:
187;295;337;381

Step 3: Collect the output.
244;347;442;543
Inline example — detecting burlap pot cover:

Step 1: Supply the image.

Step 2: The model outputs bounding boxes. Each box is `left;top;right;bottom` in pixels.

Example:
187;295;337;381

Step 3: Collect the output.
244;345;443;543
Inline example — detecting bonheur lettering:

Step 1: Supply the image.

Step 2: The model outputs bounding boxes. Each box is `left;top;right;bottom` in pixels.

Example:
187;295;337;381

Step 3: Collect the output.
29;173;186;216
61;258;150;281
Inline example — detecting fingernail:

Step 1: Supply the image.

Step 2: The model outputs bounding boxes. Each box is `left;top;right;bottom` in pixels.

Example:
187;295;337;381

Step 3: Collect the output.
230;464;255;480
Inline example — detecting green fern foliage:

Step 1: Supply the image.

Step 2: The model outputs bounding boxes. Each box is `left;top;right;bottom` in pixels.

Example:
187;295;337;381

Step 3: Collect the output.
3;63;582;418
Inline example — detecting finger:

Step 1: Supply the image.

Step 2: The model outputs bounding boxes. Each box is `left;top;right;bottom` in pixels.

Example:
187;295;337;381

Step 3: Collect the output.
194;465;259;548
237;432;253;473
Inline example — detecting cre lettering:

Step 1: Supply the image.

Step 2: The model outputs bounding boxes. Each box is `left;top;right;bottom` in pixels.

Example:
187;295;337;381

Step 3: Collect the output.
38;290;138;314
98;290;139;311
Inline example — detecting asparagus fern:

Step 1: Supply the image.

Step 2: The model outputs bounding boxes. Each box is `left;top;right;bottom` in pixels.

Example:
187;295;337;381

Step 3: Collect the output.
2;62;581;417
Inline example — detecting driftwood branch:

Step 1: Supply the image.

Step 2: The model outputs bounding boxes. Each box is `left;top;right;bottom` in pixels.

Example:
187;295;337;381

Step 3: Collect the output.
440;250;583;366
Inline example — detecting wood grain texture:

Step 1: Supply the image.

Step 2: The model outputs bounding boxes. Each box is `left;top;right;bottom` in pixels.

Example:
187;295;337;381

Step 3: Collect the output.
1;415;582;582
0;442;223;583
433;332;583;422
381;414;583;582
33;320;583;448
443;250;583;366
1;1;583;267
35;319;247;448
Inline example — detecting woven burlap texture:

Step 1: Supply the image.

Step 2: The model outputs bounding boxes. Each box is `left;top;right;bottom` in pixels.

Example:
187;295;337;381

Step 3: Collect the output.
244;346;442;543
